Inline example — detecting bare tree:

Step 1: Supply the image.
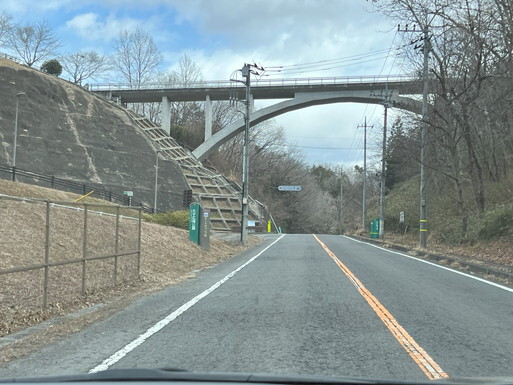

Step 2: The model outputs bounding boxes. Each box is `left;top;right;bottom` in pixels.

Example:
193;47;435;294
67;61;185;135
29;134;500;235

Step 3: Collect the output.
8;21;60;67
152;54;206;146
112;28;161;87
0;12;11;48
166;54;204;125
373;0;513;238
60;51;110;85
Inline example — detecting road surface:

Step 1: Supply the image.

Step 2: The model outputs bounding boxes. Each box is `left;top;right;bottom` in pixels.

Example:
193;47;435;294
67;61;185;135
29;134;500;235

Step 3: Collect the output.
0;234;511;380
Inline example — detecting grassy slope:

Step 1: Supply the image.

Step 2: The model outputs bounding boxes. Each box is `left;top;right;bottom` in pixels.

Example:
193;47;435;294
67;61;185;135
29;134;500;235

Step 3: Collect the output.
366;175;513;267
0;179;253;338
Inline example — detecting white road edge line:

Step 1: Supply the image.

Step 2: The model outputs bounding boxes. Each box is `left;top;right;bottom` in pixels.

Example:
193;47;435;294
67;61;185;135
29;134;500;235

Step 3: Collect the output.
89;234;286;373
344;236;513;293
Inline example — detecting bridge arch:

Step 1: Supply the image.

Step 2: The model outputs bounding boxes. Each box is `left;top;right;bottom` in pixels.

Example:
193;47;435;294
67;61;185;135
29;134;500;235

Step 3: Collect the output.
193;90;422;161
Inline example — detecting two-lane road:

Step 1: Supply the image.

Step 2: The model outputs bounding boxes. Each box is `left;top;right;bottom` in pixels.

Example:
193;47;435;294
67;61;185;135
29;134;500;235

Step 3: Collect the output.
1;234;511;380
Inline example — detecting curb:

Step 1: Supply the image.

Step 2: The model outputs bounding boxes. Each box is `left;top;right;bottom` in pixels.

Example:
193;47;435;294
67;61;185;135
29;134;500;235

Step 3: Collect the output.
0;303;105;350
349;235;513;286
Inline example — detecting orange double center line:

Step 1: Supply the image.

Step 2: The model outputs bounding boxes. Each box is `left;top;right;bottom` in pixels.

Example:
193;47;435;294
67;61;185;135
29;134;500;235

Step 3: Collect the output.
313;235;448;380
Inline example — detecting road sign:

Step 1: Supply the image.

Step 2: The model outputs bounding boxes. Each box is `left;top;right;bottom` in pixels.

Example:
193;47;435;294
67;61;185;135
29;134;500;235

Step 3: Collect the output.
278;185;302;192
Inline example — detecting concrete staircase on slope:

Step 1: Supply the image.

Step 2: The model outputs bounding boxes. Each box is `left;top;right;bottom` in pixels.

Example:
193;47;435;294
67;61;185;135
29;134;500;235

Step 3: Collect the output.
125;110;259;232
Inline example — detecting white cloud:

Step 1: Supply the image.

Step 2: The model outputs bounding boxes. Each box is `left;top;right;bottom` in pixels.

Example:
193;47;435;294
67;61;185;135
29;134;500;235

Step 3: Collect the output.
65;12;142;41
0;0;401;167
156;0;398;166
0;0;75;14
161;0;397;79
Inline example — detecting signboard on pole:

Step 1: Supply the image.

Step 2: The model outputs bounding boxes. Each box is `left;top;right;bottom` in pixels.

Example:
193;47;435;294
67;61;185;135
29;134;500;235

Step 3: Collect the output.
278;185;302;192
189;202;201;244
200;208;210;250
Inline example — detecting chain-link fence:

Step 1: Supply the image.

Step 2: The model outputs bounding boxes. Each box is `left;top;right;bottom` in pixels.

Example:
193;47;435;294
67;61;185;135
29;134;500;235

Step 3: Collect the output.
0;195;141;312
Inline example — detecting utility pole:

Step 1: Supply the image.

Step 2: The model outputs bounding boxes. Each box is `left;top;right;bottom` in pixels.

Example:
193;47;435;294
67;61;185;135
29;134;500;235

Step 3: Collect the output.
357;117;372;231
230;63;264;243
240;64;251;243
379;101;391;239
398;23;430;248
419;26;430;249
339;169;343;234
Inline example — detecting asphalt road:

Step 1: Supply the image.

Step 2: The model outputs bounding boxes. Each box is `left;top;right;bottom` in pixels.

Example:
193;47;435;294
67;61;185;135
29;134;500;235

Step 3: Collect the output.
0;234;512;380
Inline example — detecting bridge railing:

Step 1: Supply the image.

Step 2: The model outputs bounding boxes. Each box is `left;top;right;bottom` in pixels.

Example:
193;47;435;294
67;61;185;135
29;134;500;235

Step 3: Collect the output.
90;74;416;91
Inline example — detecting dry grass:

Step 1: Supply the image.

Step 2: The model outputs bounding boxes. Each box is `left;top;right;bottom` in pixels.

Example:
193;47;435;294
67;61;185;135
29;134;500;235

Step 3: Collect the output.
380;232;513;268
0;179;258;340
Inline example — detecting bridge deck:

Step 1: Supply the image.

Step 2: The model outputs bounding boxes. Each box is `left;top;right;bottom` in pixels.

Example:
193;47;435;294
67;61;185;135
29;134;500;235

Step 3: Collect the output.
91;75;423;103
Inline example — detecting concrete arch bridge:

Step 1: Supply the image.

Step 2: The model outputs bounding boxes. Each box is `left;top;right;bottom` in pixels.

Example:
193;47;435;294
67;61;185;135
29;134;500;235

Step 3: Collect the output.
92;75;424;231
92;75;424;160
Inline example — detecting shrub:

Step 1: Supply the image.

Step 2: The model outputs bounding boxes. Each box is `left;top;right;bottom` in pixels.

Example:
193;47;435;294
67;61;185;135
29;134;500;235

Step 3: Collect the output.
144;210;189;229
477;204;513;240
41;59;62;76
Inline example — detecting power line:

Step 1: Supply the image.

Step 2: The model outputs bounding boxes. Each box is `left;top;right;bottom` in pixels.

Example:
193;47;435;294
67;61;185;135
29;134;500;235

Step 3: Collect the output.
265;48;395;69
280;144;365;150
265;55;396;77
358;31;398;127
287;135;353;140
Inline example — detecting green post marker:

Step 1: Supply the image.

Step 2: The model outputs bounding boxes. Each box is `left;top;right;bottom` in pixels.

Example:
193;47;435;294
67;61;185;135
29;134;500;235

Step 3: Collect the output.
189;202;201;244
370;218;380;239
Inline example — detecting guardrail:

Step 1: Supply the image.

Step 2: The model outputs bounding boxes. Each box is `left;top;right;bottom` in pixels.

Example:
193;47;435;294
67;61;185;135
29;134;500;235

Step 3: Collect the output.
0;52;21;64
89;74;416;91
0;164;154;213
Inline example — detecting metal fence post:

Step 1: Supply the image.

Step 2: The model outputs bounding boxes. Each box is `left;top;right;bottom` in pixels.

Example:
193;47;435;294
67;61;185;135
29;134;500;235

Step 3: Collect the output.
114;206;120;285
81;204;88;296
43;201;50;309
137;208;142;277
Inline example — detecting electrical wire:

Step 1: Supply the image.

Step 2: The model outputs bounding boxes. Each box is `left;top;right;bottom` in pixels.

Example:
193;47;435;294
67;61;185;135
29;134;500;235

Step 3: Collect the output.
263;48;402;77
265;48;395;70
281;144;365;150
358;31;399;128
265;56;395;77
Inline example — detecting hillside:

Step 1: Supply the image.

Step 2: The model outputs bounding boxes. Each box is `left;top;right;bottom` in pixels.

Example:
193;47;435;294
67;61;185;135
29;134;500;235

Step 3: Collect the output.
0;179;258;362
0;58;188;211
364;177;513;269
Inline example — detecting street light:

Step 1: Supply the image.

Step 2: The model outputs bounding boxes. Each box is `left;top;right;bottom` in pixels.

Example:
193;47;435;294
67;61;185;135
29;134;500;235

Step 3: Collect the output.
154;150;160;213
12;91;26;181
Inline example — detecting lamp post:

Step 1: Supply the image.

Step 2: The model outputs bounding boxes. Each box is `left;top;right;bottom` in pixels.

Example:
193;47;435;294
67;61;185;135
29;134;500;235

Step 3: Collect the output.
12;91;26;181
154;150;160;213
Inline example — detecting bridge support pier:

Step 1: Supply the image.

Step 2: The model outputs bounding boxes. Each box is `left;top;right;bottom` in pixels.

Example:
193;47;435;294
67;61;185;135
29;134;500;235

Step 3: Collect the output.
161;95;171;135
205;95;212;141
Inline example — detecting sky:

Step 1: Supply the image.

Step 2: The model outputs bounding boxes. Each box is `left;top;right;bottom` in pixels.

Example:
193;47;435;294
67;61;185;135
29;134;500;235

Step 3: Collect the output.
0;0;407;169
